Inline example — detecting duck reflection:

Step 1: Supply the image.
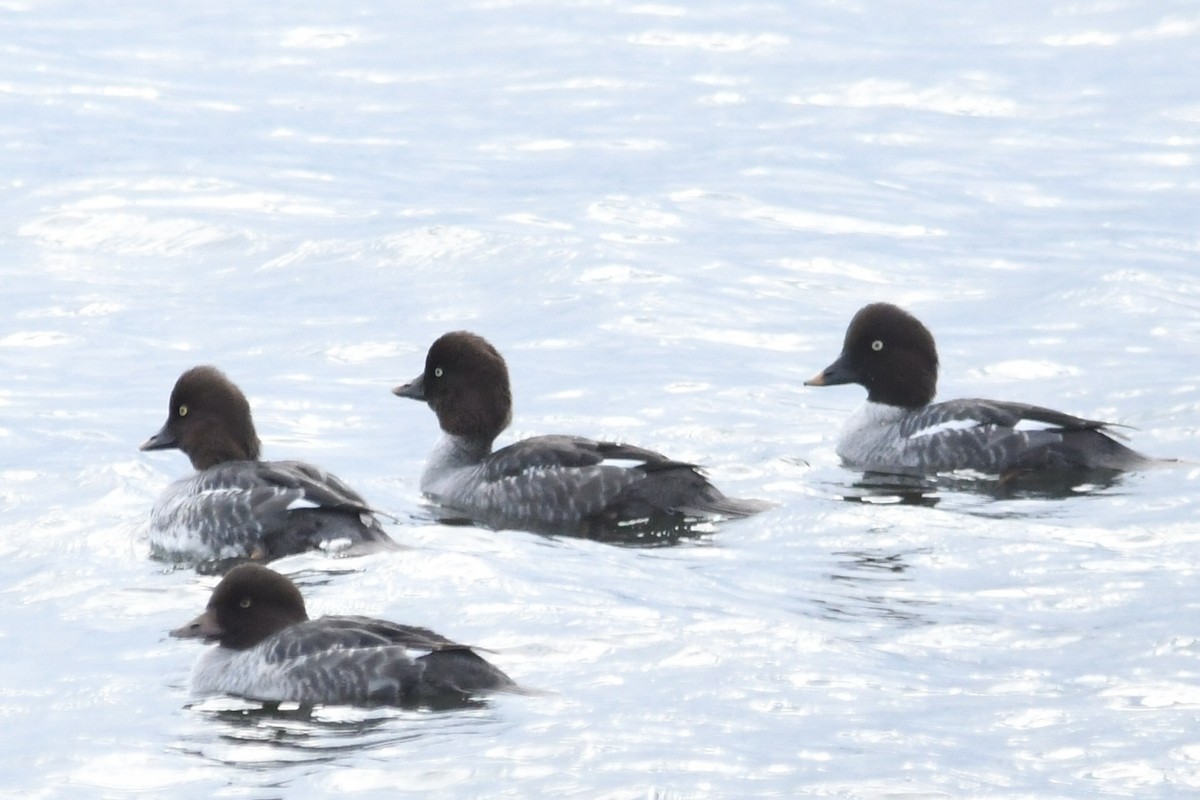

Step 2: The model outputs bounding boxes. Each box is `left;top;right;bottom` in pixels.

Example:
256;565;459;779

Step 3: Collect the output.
179;697;501;769
835;467;1128;507
836;473;941;507
422;506;724;548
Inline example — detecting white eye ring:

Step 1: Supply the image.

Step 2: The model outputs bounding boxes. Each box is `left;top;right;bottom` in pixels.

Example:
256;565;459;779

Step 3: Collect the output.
871;340;883;352
434;367;444;378
239;598;251;608
178;404;189;417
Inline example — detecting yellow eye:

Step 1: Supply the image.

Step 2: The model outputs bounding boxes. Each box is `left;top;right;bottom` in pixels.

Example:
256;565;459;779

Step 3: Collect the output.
871;340;883;352
434;367;444;378
178;404;189;417
239;598;251;608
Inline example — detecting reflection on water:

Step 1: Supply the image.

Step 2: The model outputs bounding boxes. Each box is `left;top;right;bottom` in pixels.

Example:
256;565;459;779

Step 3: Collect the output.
813;548;934;629
832;549;912;579
835;473;942;508
3;0;1199;796
570;514;724;547
833;467;1132;509
414;502;726;547
178;696;503;770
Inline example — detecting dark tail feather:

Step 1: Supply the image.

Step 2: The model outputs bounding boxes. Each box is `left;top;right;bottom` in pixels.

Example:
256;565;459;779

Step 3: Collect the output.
1006;428;1174;474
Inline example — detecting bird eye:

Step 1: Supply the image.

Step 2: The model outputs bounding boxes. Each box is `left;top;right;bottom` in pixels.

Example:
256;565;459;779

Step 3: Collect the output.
178;404;189;417
871;340;883;352
434;367;444;378
239;598;251;608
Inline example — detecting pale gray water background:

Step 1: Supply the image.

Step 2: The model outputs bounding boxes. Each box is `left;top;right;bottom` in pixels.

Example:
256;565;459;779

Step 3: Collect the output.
2;0;1200;797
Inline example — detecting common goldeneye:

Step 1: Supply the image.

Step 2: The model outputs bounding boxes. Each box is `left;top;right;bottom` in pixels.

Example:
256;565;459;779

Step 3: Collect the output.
171;563;516;707
394;331;768;538
805;302;1160;477
141;366;396;562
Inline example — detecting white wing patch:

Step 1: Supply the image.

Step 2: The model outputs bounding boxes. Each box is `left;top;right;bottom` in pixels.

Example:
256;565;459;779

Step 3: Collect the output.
286;497;320;511
1013;418;1057;432
598;458;650;470
908;418;978;439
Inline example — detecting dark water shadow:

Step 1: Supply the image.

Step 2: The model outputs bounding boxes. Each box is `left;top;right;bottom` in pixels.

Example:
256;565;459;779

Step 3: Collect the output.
177;697;504;770
416;505;724;548
835;473;943;508
833;468;1131;512
943;467;1128;499
810;548;936;629
568;514;723;548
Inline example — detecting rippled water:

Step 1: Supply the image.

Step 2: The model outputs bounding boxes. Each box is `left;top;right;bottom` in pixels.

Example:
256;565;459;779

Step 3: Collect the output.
3;0;1199;797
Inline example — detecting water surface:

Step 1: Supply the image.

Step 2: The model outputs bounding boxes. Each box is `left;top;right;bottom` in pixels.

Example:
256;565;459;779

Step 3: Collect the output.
2;0;1199;797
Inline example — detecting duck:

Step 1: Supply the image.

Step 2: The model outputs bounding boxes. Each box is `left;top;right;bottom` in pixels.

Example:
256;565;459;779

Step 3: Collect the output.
805;302;1162;477
394;331;768;538
170;563;516;707
141;365;397;562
